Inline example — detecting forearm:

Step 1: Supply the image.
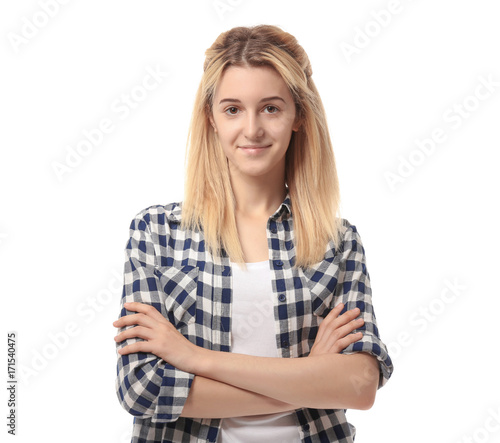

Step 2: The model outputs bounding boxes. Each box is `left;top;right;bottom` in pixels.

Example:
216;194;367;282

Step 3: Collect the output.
181;375;297;418
116;302;380;413
194;350;379;410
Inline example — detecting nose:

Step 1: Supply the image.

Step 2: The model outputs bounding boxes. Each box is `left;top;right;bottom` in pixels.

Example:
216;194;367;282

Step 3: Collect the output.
243;112;264;140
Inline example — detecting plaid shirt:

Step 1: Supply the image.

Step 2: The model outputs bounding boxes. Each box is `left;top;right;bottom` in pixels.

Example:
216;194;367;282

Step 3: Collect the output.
115;193;393;443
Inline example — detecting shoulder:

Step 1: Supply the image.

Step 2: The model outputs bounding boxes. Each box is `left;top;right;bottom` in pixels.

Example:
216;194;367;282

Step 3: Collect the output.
316;218;362;261
338;217;359;238
128;202;183;230
335;217;365;255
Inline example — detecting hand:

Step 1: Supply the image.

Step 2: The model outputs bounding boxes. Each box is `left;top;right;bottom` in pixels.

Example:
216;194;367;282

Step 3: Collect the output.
113;302;199;373
309;303;364;357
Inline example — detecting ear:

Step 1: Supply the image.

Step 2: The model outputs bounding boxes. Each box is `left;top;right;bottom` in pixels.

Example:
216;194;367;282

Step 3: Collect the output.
292;117;301;133
209;115;217;133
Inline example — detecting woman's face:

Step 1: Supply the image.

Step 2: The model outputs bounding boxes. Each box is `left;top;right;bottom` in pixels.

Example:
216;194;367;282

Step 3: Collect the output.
210;65;300;182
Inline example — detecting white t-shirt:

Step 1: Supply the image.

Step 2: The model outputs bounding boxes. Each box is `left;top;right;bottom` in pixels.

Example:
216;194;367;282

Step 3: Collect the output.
217;260;300;443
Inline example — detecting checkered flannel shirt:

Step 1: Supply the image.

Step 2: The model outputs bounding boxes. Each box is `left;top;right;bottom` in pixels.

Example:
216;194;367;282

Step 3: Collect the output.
115;193;393;442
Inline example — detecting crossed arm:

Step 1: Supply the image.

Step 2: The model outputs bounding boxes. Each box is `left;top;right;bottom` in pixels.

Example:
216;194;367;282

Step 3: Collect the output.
113;301;380;418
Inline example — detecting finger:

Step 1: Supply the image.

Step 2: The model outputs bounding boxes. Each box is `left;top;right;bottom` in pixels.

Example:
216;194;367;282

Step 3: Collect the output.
113;313;157;329
328;307;361;332
323;305;360;329
123;302;166;323
117;341;152;356
317;307;360;342
315;303;344;342
332;331;363;353
319;317;364;350
114;326;154;343
322;303;344;325
334;317;365;340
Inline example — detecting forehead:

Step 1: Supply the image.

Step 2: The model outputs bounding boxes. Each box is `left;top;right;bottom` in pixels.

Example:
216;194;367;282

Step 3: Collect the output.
215;65;291;100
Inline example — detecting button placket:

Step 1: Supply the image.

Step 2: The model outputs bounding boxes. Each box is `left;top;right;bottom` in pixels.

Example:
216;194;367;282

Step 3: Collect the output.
269;218;292;356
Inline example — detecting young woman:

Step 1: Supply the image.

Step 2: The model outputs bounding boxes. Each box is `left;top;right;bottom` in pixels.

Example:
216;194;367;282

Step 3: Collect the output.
113;24;393;443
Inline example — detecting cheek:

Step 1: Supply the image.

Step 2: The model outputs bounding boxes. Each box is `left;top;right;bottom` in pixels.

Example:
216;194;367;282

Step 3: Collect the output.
216;121;239;144
268;119;294;141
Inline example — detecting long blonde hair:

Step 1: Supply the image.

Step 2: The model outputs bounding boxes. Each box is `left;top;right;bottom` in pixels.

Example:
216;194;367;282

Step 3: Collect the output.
181;24;342;269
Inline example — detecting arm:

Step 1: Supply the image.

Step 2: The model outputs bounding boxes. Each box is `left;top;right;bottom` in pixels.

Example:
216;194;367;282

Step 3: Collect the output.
180;301;372;418
115;213;296;421
192;347;379;410
114;213;194;423
334;222;394;389
181;376;297;418
116;300;378;412
185;301;378;411
115;221;392;415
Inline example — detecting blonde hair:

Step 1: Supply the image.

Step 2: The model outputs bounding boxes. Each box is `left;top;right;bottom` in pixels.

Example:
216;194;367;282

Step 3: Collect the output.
181;24;342;269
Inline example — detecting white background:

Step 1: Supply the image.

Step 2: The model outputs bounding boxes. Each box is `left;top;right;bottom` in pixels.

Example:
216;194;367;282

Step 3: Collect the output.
1;1;499;442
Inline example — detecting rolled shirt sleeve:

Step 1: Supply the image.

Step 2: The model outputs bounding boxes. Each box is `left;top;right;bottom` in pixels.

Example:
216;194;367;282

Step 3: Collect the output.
114;213;195;423
336;221;394;388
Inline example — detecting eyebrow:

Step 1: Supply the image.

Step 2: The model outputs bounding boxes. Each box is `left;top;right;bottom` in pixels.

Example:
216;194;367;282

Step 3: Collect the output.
218;96;286;105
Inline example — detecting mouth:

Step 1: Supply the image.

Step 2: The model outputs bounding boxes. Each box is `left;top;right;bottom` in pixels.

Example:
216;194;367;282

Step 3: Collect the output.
238;144;272;151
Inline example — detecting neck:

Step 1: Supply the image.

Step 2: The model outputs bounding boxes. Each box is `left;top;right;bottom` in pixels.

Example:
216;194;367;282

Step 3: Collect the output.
229;171;287;219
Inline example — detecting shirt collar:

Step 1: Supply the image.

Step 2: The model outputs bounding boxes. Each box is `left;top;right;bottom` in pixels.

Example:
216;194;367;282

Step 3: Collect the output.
167;202;183;223
167;191;292;224
270;191;292;221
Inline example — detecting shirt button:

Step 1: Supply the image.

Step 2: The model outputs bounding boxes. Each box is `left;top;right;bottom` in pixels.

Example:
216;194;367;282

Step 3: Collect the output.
274;260;283;267
281;340;289;348
278;293;286;302
271;227;277;234
303;424;310;432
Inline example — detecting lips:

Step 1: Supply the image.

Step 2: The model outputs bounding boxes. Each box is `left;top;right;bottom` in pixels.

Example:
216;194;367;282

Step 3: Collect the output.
239;144;271;149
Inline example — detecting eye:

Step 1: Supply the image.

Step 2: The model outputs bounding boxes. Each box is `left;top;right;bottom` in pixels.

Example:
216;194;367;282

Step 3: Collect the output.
264;105;279;114
225;106;239;115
